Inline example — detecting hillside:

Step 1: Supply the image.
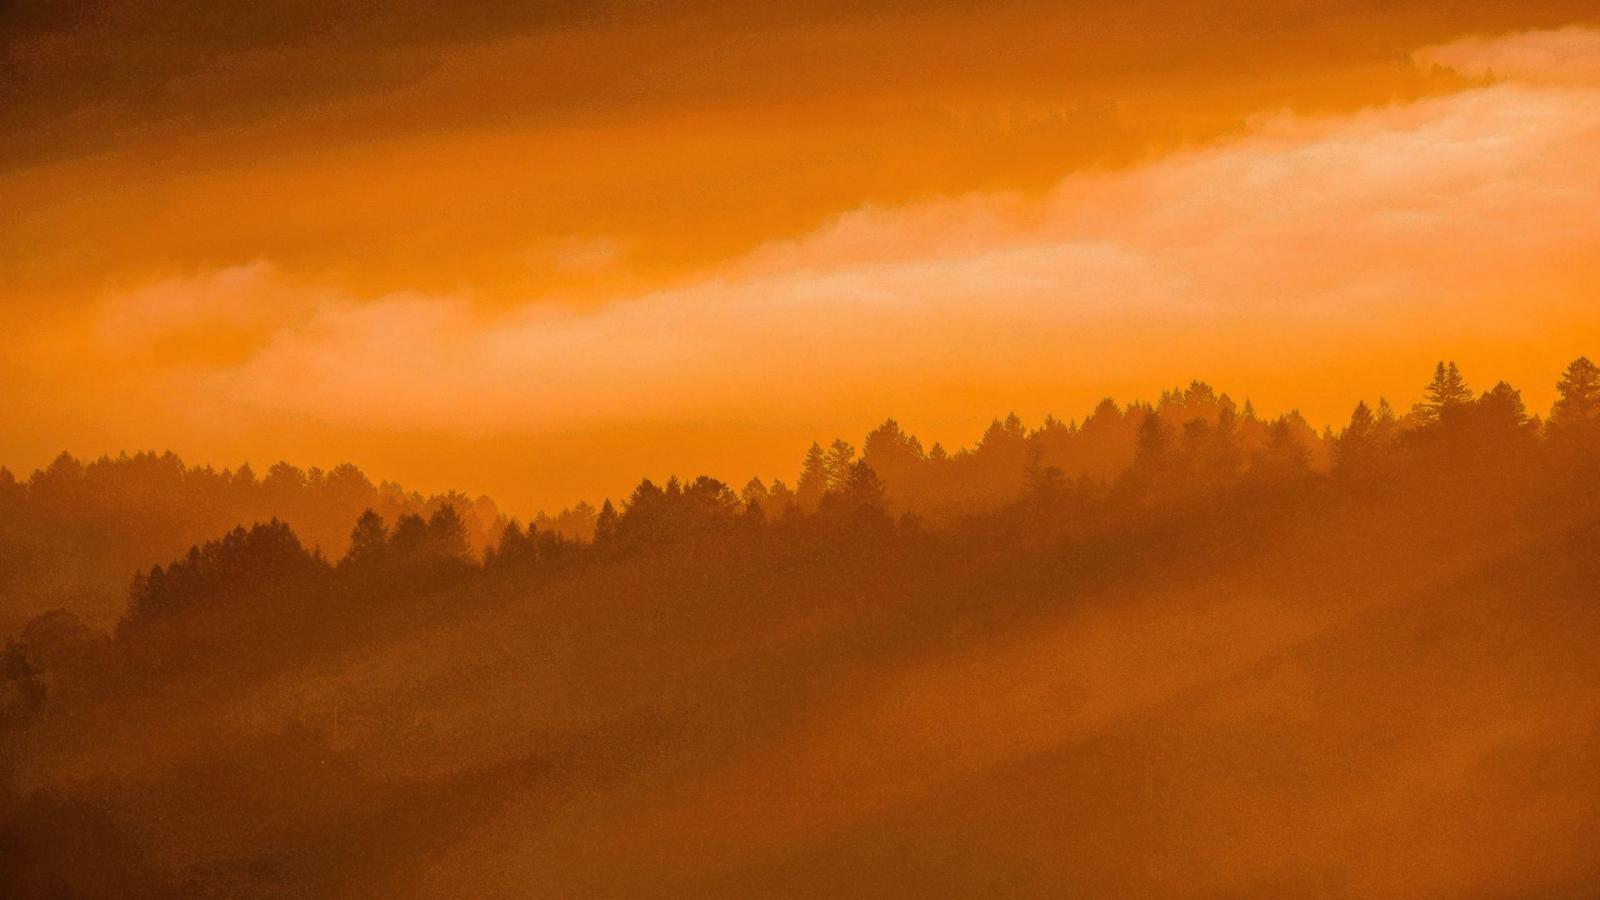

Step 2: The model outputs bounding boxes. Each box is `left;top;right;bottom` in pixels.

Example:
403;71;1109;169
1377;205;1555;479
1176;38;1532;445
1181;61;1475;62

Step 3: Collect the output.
4;360;1600;896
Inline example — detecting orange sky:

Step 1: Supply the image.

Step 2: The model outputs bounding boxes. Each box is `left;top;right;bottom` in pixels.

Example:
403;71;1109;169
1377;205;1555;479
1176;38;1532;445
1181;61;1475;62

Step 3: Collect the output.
4;1;1600;513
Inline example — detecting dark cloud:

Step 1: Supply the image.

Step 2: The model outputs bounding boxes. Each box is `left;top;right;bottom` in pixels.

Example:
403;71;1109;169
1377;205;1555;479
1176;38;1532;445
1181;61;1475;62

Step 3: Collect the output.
5;0;1595;172
0;0;640;167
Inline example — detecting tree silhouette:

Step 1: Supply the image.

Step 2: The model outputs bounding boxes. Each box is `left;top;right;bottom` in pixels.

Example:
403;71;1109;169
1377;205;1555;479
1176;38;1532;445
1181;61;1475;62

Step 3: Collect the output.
795;442;830;511
1132;406;1175;477
818;460;889;523
823;439;857;493
486;519;538;572
0;467;20;509
739;477;769;511
680;476;741;525
594;500;620;545
766;479;796;517
1176;402;1243;493
1476;381;1530;431
862;419;925;471
1413;361;1472;426
1551;356;1600;437
1334;401;1376;479
344;509;389;567
1250;417;1311;484
124;520;321;625
389;513;432;560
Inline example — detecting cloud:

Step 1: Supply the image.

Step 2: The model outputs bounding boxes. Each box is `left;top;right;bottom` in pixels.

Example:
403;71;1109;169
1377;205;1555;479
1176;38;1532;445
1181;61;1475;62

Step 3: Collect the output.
94;262;323;353
1416;25;1600;87
68;27;1600;444
140;27;1600;432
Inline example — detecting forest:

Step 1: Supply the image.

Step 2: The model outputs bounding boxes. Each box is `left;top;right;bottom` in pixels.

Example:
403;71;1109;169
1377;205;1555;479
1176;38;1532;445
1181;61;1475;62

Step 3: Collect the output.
4;357;1600;896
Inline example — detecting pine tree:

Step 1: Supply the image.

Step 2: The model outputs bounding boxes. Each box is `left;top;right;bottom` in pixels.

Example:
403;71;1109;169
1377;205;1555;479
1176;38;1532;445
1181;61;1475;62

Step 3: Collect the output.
1252;417;1310;481
841;460;886;508
1551;356;1600;428
823;439;856;492
427;505;471;560
1373;397;1399;447
1334;401;1375;478
1477;381;1528;430
739;477;769;510
0;466;21;509
863;419;925;474
594;500;619;545
1413;361;1472;425
795;442;829;511
389;513;431;559
1133;407;1172;470
344;509;389;566
766;479;796;516
819;460;887;517
1201;402;1243;485
489;520;537;570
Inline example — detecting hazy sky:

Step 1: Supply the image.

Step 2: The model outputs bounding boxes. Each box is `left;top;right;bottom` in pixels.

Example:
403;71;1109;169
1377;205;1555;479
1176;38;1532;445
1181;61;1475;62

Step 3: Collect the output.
4;1;1599;512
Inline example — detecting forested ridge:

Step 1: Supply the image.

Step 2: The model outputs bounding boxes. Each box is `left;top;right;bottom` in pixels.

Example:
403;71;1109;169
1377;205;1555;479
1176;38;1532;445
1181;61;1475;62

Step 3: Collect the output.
0;454;602;634
4;357;1600;897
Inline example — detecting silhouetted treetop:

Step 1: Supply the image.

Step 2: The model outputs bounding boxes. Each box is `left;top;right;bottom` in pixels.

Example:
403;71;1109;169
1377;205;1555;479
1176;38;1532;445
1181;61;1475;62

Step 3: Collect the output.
125;520;323;626
344;509;390;567
1552;356;1600;435
1413;361;1472;426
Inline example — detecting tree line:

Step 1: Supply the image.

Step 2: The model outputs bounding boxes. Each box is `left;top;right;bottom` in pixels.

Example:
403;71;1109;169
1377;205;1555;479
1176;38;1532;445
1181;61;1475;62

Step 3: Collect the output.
4;355;1600;689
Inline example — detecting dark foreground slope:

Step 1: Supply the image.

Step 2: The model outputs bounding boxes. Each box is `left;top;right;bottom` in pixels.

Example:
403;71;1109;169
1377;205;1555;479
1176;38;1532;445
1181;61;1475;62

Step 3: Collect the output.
4;455;1600;898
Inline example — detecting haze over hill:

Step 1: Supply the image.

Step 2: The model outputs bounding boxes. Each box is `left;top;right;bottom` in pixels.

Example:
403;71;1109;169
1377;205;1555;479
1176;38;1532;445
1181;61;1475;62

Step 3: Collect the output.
0;365;1343;634
4;358;1600;896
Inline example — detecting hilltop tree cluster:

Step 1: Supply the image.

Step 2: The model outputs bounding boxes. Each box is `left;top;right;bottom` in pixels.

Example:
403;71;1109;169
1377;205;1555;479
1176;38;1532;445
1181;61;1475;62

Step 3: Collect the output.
0;450;607;633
